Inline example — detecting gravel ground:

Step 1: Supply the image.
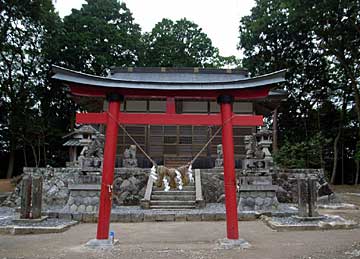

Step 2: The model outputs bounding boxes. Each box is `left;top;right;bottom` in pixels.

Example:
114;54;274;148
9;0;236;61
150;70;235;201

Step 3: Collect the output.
1;220;360;259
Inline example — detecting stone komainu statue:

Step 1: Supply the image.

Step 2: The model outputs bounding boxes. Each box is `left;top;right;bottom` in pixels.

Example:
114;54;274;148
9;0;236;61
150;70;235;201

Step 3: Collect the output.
123;145;138;168
78;133;104;170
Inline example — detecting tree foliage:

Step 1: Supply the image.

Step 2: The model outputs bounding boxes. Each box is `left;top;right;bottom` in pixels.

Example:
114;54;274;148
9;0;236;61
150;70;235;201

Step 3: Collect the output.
0;0;61;177
142;18;222;67
239;0;360;183
60;0;143;75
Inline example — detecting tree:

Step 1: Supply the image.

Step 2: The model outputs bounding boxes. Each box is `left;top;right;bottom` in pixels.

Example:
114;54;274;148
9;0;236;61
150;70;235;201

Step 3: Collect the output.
239;0;358;183
60;0;143;76
0;0;60;178
142;18;222;67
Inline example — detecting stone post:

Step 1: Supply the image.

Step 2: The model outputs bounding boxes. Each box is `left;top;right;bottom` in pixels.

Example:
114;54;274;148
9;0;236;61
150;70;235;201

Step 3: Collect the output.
307;177;318;217
20;175;32;219
297;178;307;217
31;175;43;219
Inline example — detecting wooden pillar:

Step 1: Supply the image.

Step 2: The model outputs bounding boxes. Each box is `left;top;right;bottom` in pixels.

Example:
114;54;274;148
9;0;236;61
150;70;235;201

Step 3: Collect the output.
96;93;122;240
217;95;239;240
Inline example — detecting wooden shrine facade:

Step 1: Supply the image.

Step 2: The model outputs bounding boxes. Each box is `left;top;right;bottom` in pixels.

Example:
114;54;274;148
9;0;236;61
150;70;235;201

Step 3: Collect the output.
52;65;286;242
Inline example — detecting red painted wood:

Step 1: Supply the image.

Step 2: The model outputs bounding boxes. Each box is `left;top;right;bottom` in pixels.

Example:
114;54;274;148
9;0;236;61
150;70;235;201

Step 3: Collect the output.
76;112;107;124
166;97;176;114
96;100;120;240
220;102;239;240
76;112;263;126
69;84;271;99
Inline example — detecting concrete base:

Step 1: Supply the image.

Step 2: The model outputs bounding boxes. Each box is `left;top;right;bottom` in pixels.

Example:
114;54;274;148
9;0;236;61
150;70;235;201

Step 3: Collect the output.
261;215;358;231
292;215;326;221
12;216;48;224
318;203;358;210
85;238;118;249
216;238;251;250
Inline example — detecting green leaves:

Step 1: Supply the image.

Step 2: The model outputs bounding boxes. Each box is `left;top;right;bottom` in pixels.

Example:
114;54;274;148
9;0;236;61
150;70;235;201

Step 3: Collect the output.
141;18;221;67
61;0;142;75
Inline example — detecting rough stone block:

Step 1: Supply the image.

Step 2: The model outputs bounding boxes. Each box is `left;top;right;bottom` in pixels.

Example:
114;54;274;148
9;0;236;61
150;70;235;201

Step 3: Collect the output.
201;213;216;221
143;214;156;222
72;213;83;221
58;212;72;220
31;175;43;219
156;214;175;222
175;214;187;221
215;213;226;221
186;214;202;221
82;213;97;223
111;213;131;223
20;176;32;219
130;213;144;222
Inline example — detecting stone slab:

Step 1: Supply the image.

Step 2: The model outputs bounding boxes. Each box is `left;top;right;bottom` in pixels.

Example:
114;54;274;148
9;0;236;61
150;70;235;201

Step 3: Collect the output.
12;216;48;224
216;238;251;250
186;214;202;221
85;238;118;249
318;203;359;210
261;215;358;231
156;214;175;222
0;221;78;235
174;214;187;221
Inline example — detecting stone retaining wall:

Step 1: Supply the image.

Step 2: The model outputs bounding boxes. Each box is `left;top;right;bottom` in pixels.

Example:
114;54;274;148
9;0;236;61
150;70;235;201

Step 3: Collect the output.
1;167;324;208
200;168;324;203
1;167;149;208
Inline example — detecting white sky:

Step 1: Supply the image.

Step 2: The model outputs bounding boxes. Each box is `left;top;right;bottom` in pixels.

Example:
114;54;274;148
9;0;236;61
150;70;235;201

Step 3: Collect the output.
54;0;255;58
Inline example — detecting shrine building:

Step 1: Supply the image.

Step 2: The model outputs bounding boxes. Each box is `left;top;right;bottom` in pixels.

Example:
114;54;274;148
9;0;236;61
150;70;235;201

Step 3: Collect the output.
55;66;286;169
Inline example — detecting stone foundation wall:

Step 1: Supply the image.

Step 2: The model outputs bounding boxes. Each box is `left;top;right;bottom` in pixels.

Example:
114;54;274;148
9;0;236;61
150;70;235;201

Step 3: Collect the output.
1;167;149;208
1;167;324;208
200;168;324;203
238;191;278;211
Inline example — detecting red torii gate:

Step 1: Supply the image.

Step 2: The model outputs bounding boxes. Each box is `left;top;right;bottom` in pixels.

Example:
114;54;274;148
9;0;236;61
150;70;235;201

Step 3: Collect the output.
52;66;286;242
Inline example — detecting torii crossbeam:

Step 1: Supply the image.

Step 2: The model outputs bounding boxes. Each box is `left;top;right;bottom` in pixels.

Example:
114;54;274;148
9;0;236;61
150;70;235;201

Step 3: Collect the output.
52;66;286;242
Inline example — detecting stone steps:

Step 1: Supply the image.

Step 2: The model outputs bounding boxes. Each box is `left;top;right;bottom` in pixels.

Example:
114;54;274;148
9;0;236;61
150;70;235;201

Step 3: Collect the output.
152;190;196;195
150;182;197;209
149;205;196;210
152;185;195;192
151;195;195;201
150;200;196;206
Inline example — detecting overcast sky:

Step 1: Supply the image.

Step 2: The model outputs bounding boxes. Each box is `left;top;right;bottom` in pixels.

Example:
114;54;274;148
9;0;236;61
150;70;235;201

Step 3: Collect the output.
54;0;255;58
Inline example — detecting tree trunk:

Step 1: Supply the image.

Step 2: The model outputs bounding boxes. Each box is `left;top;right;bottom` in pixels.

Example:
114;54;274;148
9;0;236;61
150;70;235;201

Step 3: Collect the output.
23;145;28;167
356;161;359;185
272;107;279;154
6;146;15;179
331;92;348;184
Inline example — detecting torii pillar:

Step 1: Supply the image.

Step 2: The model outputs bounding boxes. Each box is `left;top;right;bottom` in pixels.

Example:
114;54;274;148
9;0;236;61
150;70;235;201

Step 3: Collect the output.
96;93;123;240
218;95;238;239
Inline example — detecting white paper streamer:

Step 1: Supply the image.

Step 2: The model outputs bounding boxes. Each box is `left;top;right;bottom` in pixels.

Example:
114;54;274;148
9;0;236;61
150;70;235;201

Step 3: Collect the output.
187;165;194;183
163;177;170;192
175;169;183;190
150;165;158;180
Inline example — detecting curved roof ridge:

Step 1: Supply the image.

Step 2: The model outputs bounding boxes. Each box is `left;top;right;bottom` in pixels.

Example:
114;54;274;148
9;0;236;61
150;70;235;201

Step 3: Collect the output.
52;65;286;90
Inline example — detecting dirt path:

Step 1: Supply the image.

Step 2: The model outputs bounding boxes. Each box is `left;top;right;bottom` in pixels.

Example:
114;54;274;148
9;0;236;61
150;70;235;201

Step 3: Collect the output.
1;185;359;259
0;220;359;259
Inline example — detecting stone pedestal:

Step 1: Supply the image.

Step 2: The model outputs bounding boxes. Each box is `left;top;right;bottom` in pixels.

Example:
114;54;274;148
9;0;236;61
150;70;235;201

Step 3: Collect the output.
215;159;223;168
63;184;100;213
238;176;279;211
122;159;138;168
